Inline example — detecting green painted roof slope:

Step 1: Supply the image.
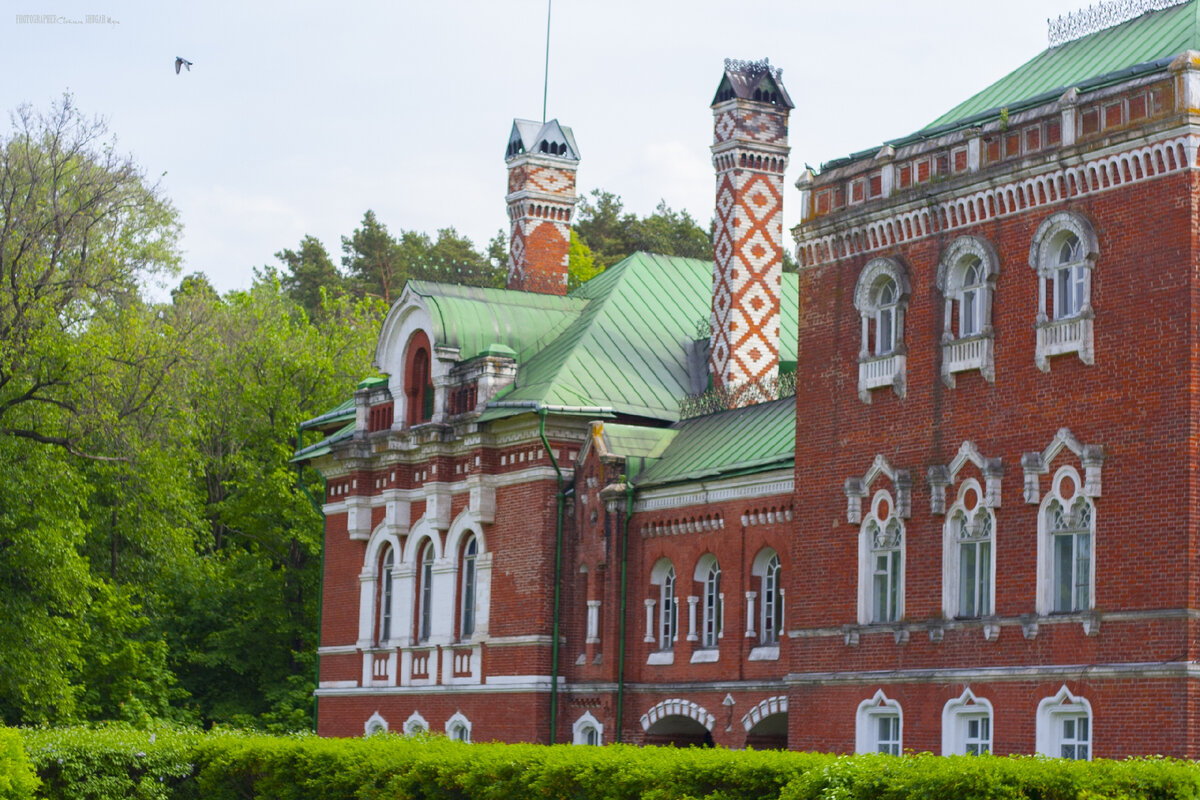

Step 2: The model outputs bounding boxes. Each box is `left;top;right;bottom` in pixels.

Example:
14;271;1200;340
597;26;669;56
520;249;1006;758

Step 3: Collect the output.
408;280;586;363
927;0;1200;130
634;395;795;488
601;424;679;459
492;252;799;421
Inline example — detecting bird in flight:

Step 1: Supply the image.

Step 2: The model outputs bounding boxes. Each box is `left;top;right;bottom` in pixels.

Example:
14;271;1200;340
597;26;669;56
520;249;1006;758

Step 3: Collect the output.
175;57;193;74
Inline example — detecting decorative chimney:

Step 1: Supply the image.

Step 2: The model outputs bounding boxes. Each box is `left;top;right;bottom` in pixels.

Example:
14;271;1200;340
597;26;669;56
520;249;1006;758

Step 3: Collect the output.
709;58;793;401
504;119;580;295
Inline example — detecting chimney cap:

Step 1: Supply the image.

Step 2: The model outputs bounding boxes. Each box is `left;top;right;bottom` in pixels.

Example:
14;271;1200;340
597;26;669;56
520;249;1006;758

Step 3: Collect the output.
505;118;581;161
712;58;794;109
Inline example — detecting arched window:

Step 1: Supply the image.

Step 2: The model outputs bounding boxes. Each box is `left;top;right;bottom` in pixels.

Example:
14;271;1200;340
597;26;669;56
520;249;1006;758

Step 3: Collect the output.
696;555;722;648
460;535;477;639
1029;211;1098;371
937;237;998;386
751;549;783;646
445;711;472;743
404;331;435;426
942;689;993;755
856;690;902;755
364;711;389;736
659;565;677;650
1036;686;1092;760
377;545;395;644
859;491;904;625
417;540;434;642
572;711;604;745
853;258;909;402
943;480;995;620
1038;467;1095;615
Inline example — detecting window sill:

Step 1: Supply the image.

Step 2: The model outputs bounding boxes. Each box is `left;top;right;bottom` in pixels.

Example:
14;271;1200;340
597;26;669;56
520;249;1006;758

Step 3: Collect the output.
1035;316;1093;372
858;353;906;403
748;645;779;661
941;334;994;387
690;648;719;664
646;650;674;666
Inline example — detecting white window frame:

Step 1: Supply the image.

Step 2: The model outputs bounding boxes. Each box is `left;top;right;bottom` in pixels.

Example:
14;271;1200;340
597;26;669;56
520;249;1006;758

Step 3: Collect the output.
937;236;998;387
402;711;428;735
648;558;677;664
1036;466;1096;616
695;554;722;649
858;490;905;625
572;711;604;745
941;479;996;620
941;689;993;755
1036;685;1092;760
856;689;902;755
378;545;395;644
853;257;909;403
364;711;389;736
1029;211;1098;371
417;540;434;642
460;535;477;639
753;549;783;646
445;711;472;742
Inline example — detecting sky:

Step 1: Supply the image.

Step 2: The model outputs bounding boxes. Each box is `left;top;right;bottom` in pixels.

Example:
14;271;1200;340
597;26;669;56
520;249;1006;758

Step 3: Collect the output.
2;0;1099;295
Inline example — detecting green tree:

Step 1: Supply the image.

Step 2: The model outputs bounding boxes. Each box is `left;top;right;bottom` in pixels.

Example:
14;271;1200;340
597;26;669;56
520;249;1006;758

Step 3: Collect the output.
341;210;402;305
277;235;343;319
574;189;712;274
567;230;600;290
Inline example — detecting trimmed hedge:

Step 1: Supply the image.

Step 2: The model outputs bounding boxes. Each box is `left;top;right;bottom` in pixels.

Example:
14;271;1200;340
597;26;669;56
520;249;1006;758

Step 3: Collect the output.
17;727;1200;800
0;727;37;800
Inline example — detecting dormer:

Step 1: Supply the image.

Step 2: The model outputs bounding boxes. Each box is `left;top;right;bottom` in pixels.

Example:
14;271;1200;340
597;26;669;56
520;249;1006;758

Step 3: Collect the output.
711;59;795;109
505;118;580;162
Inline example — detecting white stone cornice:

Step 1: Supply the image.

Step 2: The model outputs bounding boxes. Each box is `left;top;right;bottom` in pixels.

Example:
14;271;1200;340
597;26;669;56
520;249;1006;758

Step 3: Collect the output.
795;132;1200;270
632;471;793;514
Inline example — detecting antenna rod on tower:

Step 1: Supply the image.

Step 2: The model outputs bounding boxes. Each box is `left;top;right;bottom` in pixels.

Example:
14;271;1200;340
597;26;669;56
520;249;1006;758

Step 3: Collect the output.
542;0;551;123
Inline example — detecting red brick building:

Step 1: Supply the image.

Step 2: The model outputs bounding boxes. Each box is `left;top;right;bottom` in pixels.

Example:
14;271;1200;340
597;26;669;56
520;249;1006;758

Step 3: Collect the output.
299;1;1200;757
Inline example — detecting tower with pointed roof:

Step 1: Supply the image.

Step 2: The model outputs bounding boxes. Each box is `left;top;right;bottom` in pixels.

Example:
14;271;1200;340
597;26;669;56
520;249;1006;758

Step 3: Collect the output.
504;119;580;295
709;58;793;402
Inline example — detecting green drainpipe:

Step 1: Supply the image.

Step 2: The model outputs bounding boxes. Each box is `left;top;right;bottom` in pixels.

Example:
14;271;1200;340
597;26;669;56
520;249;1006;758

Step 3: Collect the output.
615;477;633;742
539;408;566;744
296;425;327;733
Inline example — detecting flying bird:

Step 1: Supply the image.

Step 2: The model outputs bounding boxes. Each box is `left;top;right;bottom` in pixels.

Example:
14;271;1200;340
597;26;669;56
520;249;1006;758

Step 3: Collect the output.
175;57;192;74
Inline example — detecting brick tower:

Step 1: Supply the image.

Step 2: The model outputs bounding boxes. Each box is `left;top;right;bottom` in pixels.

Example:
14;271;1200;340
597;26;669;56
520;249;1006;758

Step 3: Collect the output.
504;119;580;295
709;58;793;400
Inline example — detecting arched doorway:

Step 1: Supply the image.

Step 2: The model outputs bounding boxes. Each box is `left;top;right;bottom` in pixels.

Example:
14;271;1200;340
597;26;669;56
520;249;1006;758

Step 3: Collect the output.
644;715;713;747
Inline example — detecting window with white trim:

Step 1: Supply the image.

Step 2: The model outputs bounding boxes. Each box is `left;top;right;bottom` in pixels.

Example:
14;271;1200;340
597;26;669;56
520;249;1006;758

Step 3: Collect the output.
1037;467;1095;615
445;711;472;743
1029;211;1098;371
943;480;995;619
856;690;902;755
403;711;428;735
377;545;395;644
858;491;904;624
1036;686;1092;760
460;535;477;639
647;558;678;659
365;711;389;736
937;236;998;387
757;550;783;645
696;555;722;648
941;689;993;755
417;540;434;642
572;711;604;745
853;257;909;402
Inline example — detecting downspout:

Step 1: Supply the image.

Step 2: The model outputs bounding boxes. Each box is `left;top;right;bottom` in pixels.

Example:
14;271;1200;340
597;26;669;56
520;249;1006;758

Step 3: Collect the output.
615;476;633;742
296;426;327;733
538;407;566;744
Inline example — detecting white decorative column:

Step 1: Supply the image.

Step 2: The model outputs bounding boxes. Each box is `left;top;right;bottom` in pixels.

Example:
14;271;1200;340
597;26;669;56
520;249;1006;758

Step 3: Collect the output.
586;600;601;644
687;596;700;641
473;553;493;639
393;563;416;648
357;569;376;647
430;558;457;646
643;599;656;643
745;591;757;638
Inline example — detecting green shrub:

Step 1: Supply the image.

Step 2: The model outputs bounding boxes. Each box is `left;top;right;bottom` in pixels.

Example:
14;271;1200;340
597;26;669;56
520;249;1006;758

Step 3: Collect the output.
0;727;38;800
19;727;1200;800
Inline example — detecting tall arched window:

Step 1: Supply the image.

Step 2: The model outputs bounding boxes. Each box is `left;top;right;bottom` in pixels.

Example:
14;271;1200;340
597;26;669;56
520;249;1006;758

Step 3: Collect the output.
943;480;995;620
1030;211;1098;371
937;236;998;387
859;491;905;625
695;555;722;648
460;535;477;639
404;331;435;426
1037;466;1096;615
751;549;783;646
854;258;909;402
660;566;677;649
417;540;434;642
377;545;394;644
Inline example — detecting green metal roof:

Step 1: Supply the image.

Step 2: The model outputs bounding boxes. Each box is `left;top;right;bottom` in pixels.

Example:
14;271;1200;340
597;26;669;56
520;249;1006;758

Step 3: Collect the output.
298;397;355;433
927;0;1200;130
633;395;795;488
291;421;354;462
600;424;678;459
408;280;586;363
491;252;799;421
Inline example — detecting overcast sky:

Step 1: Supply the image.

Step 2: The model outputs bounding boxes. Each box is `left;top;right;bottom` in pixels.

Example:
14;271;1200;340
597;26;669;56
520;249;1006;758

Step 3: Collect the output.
3;0;1096;294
